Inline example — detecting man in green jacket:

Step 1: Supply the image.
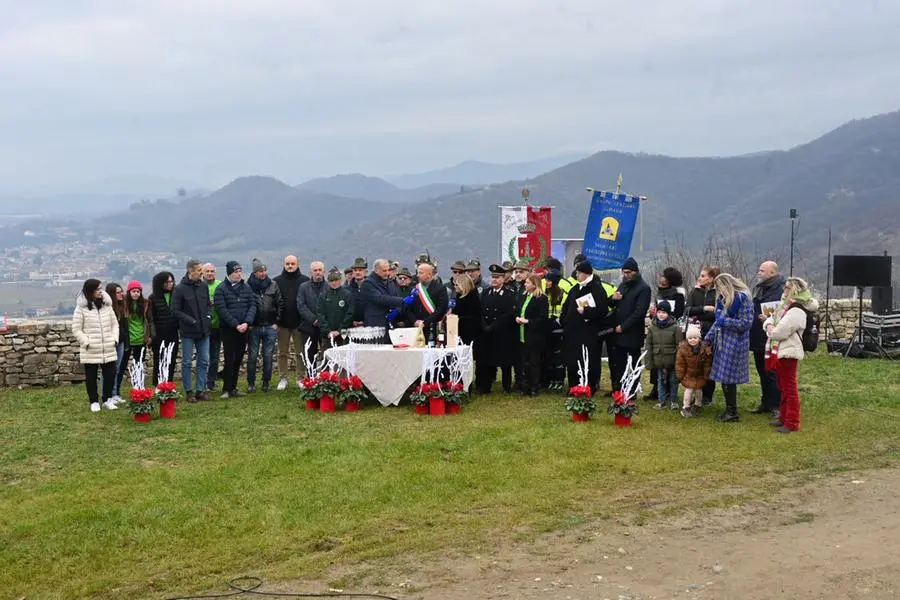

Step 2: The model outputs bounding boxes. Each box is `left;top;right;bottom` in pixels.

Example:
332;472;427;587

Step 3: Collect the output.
318;267;355;352
203;263;222;392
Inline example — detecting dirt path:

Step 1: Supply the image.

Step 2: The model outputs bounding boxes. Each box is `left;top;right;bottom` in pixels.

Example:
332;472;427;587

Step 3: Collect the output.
383;467;900;599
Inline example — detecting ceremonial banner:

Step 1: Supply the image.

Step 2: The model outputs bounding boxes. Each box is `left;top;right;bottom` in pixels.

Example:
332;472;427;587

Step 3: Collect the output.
518;206;552;267
581;191;641;270
500;206;527;263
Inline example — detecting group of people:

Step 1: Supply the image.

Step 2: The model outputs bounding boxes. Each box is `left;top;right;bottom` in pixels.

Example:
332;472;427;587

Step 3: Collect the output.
71;251;816;432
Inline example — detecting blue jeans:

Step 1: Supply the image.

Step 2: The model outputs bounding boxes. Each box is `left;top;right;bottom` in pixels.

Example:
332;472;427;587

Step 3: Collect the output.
113;342;125;396
181;335;210;393
658;367;678;404
247;326;277;386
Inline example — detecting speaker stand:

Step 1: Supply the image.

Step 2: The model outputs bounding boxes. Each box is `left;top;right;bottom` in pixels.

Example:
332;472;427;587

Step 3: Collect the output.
843;287;893;360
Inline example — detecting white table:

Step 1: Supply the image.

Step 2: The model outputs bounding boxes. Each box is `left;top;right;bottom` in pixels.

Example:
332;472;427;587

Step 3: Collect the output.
323;344;474;406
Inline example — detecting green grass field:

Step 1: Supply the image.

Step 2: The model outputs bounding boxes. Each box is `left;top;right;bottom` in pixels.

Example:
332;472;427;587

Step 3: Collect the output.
1;354;898;599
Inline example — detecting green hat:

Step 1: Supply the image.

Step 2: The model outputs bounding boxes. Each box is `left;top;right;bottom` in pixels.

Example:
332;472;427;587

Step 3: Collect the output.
344;266;353;275
450;260;468;272
501;260;514;271
396;267;412;278
326;267;343;282
415;252;432;266
465;258;482;271
513;259;531;271
352;257;368;269
389;260;400;270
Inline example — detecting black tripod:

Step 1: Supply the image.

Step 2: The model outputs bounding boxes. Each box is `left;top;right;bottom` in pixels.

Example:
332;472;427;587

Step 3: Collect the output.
843;286;893;359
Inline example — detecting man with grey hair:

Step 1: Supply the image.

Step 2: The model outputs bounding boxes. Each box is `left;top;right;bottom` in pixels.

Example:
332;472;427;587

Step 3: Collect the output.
296;261;327;374
172;258;212;401
750;260;786;417
361;258;408;333
203;263;222;392
274;255;309;390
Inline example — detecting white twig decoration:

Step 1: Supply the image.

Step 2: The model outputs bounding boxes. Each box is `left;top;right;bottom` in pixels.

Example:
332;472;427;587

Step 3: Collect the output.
128;347;146;390
620;350;647;402
158;342;175;384
576;344;589;387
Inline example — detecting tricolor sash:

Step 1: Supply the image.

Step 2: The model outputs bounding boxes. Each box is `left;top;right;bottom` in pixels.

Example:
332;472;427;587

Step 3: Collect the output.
416;283;435;314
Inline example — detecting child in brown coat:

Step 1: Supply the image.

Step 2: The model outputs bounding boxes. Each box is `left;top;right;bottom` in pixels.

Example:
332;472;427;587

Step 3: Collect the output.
675;325;713;417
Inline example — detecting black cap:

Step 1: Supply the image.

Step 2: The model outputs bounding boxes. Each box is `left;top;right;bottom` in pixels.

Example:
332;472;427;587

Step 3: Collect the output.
575;261;594;275
488;263;508;275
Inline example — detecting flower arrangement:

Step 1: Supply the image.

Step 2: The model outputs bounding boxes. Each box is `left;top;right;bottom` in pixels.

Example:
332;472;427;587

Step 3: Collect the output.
128;388;155;415
312;370;342;399
442;382;466;406
153;380;180;404
338;374;367;408
299;376;319;401
607;390;638;418
564;384;596;415
409;382;440;408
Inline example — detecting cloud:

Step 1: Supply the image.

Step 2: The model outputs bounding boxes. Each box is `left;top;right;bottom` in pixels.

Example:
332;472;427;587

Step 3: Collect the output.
0;0;898;193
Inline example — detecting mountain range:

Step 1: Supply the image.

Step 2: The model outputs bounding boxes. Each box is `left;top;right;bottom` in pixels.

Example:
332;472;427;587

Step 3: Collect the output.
3;111;899;288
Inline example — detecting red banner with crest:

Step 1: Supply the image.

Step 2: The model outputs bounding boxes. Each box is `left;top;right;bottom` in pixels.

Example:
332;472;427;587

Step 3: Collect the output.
517;206;552;268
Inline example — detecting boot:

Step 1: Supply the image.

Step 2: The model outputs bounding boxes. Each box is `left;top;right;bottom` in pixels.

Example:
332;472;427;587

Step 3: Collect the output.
717;412;740;423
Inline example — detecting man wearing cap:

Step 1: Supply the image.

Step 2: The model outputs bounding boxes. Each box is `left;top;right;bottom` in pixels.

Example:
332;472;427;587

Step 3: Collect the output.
447;260;468;301
318;267;355;351
560;260;610;394
296;261;327;377
273;255;310;391
246;259;283;393
214;260;256;398
346;257;368;327
466;259;489;293
408;262;450;342
509;259;532;391
476;263;518;393
343;267;353;286
395;267;413;296
607;257;652;394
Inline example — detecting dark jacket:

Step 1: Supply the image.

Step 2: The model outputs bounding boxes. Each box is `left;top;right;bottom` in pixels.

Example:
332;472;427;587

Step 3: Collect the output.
248;275;283;327
751;274;786;351
479;286;517;367
560;276;610;358
273;270;309;329
407;279;450;327
214;278;257;330
296;279;327;334
518;293;549;345
317;285;355;334
656;286;686;319
609;274;652;349
644;317;684;370
685;286;717;336
171;275;212;339
345;279;367;323
360;273;404;328
148;293;179;341
454;290;482;346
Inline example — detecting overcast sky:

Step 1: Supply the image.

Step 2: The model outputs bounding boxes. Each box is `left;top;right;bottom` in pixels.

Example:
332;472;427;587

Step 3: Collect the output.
2;0;898;195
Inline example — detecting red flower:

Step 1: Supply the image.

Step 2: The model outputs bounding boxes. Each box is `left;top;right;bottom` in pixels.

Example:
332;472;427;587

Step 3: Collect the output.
156;381;177;393
567;385;592;398
612;390;626;405
130;388;153;402
350;375;363;389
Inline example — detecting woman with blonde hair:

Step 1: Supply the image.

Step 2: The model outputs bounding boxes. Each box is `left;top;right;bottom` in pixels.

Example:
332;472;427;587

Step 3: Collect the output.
452;272;482;345
764;277;818;433
704;273;754;422
515;274;548;396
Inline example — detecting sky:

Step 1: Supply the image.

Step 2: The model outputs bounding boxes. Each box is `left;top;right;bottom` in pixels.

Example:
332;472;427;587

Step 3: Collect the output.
1;0;899;195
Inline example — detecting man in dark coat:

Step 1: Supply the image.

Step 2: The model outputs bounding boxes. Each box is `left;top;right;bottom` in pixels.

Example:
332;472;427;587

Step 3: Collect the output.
296;261;327;376
476;264;517;393
214;260;257;399
171;259;212;401
273;255;309;390
247;259;283;393
607;257;652;393
560;260;609;394
408;262;450;343
318;267;355;351
346;257;368;326
360;258;407;331
750;261;786;416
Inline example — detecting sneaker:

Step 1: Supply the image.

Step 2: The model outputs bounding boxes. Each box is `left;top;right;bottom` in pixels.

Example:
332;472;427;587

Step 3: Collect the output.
652;402;666;410
717;412;740;423
230;389;246;397
197;392;210;401
770;419;784;427
774;425;794;434
277;378;288;391
680;408;693;418
111;395;124;405
220;391;231;400
247;384;256;394
102;399;118;410
186;392;198;403
90;402;101;413
261;382;270;393
670;402;680;410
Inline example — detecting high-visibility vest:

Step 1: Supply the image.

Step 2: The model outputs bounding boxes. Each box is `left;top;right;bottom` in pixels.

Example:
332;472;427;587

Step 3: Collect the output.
601;280;617;313
548;289;568;320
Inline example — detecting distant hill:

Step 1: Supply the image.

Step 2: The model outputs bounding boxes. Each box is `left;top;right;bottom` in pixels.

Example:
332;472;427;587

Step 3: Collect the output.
295;174;461;203
386;153;588;189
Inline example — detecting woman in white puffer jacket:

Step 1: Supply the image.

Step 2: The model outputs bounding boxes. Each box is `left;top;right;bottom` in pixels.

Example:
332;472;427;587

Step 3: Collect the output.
764;277;818;434
72;279;120;413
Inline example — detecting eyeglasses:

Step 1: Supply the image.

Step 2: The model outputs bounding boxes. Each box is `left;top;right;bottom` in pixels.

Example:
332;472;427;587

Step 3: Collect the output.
451;270;463;275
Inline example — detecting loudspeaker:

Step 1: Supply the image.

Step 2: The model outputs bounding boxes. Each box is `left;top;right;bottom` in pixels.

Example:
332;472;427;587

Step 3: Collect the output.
871;287;893;315
833;255;892;288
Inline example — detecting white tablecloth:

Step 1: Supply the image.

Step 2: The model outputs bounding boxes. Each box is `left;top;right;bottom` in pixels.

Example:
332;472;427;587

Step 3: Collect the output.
323;344;474;406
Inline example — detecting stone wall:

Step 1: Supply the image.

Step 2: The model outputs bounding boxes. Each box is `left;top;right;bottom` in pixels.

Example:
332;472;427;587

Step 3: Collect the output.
0;299;877;389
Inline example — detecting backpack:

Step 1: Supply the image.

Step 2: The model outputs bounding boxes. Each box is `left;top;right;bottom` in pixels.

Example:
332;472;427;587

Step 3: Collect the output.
790;303;820;352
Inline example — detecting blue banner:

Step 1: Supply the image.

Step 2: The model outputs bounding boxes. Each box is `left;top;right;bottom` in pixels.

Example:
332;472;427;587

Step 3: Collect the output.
581;190;641;270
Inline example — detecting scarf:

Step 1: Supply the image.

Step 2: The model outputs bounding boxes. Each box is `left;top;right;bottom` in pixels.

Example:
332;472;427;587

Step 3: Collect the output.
766;290;812;362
